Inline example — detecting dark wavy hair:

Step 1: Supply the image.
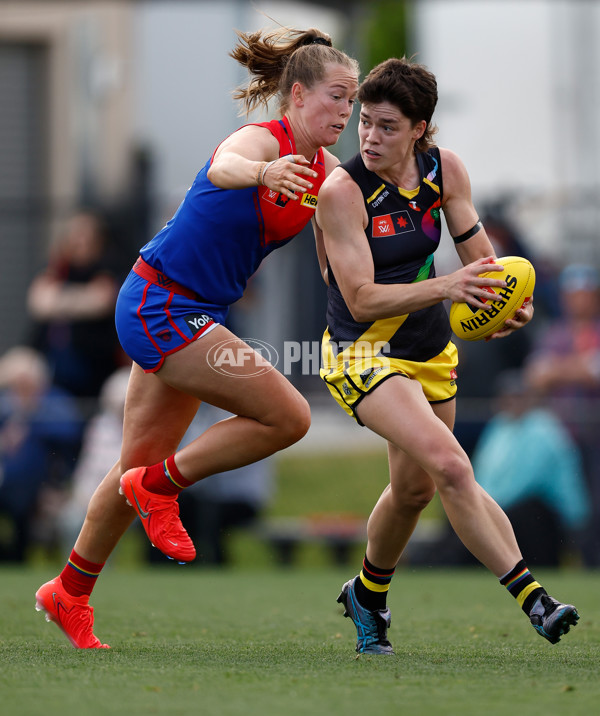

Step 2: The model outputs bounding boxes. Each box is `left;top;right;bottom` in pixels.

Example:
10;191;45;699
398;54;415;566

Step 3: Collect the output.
358;57;438;152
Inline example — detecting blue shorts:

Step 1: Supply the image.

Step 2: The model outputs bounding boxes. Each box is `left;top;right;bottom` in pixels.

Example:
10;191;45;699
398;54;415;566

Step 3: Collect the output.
115;262;224;372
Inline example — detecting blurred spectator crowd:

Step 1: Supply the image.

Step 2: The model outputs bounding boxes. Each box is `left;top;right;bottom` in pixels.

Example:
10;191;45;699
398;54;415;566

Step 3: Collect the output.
0;207;599;569
415;209;600;569
0;209;272;565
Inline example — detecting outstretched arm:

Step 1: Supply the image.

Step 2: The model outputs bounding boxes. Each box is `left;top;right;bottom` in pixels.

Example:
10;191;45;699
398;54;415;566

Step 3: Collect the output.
207;125;318;200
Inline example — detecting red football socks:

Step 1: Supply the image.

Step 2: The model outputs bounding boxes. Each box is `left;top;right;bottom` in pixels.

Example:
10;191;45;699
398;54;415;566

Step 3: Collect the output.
60;550;105;598
140;454;193;496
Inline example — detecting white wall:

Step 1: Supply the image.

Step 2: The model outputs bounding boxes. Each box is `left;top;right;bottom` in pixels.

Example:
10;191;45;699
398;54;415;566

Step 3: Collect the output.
415;0;600;263
417;1;555;194
132;1;242;218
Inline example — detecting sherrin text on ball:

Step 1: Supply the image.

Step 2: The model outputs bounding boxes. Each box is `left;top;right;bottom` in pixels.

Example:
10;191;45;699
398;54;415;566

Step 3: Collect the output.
449;256;536;341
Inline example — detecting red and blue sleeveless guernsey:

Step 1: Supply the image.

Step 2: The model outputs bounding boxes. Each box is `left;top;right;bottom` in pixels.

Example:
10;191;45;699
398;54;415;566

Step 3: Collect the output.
138;117;325;322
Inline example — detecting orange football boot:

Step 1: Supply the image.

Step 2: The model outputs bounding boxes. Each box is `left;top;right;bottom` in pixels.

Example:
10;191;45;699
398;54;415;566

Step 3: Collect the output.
119;466;196;563
35;577;110;649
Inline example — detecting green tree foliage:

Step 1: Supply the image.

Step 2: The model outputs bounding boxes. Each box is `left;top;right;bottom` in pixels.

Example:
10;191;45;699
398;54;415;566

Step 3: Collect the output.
365;0;411;68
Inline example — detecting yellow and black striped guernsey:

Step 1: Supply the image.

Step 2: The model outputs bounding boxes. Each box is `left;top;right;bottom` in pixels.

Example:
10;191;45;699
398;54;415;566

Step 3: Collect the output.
325;147;451;362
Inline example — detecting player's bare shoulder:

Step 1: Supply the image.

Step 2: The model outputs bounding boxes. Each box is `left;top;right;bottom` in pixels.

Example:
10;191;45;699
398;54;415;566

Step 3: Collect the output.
214;123;279;161
317;163;364;228
439;147;469;185
438;146;473;200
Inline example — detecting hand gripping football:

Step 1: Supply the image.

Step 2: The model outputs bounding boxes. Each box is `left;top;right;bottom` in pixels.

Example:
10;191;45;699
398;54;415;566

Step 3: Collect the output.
449;256;535;341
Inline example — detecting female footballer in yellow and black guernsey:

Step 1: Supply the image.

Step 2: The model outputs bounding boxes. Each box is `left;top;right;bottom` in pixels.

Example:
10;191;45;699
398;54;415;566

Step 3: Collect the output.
316;58;578;655
322;146;457;422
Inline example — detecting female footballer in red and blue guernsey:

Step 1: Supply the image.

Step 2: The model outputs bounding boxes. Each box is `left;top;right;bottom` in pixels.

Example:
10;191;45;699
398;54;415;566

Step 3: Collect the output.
35;26;359;648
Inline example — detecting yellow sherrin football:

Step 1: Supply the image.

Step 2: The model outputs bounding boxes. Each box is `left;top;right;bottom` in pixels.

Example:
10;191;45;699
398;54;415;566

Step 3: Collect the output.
449;256;535;341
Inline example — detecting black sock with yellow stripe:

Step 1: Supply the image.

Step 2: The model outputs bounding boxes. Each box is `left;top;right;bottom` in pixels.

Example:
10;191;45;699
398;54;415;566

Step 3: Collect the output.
353;555;396;611
499;559;546;614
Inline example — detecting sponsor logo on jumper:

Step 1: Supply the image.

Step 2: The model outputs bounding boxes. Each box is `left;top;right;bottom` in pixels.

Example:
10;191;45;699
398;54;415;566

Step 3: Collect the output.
185;313;213;334
460;275;518;333
372;210;415;237
371;188;390;208
409;200;421;211
300;193;318;208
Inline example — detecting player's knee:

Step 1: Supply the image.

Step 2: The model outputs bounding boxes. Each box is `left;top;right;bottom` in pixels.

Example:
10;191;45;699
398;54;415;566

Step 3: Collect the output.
433;450;473;493
276;396;311;448
392;484;435;513
410;485;437;511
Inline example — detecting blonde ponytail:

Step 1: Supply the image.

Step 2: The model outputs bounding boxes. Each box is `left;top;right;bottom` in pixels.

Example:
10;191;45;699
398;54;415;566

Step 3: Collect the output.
230;27;358;116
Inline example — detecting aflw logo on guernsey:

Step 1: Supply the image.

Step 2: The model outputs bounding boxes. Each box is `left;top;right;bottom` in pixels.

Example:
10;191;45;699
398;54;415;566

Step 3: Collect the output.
262;189;290;207
372;210;416;237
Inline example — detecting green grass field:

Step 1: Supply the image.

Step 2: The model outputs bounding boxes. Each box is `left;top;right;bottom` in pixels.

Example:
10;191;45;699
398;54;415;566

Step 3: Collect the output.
1;565;598;716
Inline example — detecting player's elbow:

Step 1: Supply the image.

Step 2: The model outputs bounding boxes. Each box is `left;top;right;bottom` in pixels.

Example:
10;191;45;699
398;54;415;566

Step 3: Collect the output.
347;300;375;324
348;306;368;323
206;164;217;184
207;161;227;187
347;287;379;323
